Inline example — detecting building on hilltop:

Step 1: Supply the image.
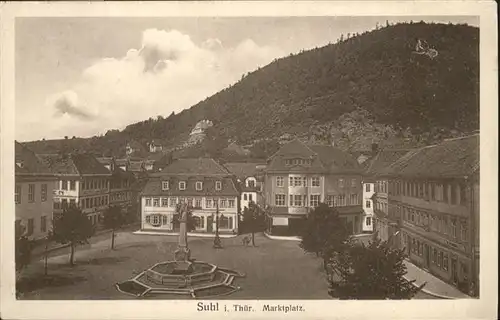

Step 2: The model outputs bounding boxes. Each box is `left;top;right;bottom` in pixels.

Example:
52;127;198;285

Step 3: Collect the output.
187;119;213;145
224;162;266;213
147;139;164;153
375;134;479;296
15;142;58;241
38;152;111;226
263;139;364;236
140;158;239;234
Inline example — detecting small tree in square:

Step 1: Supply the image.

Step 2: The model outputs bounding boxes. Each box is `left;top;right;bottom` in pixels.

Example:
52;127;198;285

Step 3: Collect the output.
299;203;352;268
327;238;425;299
102;205;125;250
15;223;32;275
51;206;93;266
241;201;266;246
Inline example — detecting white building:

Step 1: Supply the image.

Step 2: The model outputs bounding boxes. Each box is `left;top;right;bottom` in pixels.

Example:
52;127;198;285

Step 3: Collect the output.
140;158;239;234
361;179;375;232
223;162;265;213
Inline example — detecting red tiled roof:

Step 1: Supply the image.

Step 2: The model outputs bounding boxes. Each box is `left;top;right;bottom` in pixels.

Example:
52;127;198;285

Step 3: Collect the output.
378;134;479;178
152;158;230;176
37;153;111;176
266;139;362;174
140;176;239;197
223;162;265;179
364;149;413;175
15;142;54;176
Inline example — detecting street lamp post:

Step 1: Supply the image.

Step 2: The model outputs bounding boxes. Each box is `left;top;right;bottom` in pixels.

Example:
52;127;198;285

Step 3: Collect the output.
213;200;223;249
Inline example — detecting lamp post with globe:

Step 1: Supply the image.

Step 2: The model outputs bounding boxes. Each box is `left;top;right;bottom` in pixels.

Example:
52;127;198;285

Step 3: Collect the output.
213;199;224;249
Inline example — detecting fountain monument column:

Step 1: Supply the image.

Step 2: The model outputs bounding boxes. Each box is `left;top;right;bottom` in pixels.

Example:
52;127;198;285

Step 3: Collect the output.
174;202;191;262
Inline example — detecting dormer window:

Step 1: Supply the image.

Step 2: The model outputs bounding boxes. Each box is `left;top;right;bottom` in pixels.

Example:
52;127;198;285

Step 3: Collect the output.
196;181;203;191
215;181;222;191
162;181;169;191
179;181;186;190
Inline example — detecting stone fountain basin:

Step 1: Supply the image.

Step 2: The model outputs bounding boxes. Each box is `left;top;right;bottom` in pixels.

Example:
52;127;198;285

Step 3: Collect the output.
144;261;217;287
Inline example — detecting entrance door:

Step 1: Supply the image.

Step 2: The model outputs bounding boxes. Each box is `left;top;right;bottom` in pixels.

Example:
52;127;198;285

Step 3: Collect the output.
207;215;213;233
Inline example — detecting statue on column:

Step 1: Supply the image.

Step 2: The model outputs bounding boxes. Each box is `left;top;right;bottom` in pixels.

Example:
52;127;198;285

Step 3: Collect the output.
174;202;191;261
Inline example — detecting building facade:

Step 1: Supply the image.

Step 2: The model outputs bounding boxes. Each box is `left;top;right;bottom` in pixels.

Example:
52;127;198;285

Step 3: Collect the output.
363;149;412;236
224;162;265;213
140;158;239;234
263;140;364;236
38;153;112;225
15;142;57;241
97;157;136;210
377;135;479;296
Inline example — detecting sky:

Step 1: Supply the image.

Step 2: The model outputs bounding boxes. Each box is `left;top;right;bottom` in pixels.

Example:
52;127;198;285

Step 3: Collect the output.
15;16;479;142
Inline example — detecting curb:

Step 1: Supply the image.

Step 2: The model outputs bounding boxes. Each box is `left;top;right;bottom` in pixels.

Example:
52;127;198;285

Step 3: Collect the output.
263;232;301;241
133;231;238;238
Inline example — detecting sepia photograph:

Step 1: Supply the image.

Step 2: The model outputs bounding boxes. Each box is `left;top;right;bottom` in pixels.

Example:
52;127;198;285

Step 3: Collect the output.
0;1;497;320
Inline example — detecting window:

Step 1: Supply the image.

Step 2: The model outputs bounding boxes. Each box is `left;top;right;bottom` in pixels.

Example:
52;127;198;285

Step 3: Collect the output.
365;200;371;208
243;194;247;201
249;194;253;202
326;195;335;207
215;181;221;191
27;184;35;203
443;253;449;270
196;181;203;191
179;181;186;190
40;184;47;202
337;194;346;206
219;216;233;229
290;194;305;207
187;198;193;207
27;218;34;236
220;199;227;208
62;180;68;190
145;198;152;207
349;194;358;205
461;222;468;241
195;198;202;208
338;179;344;188
438;252;443;267
311;177;320;187
151;215;160;226
451;219;457;238
275;194;286;206
41;216;47;232
443;184;449;203
228;199;235;208
82;181;86;190
162;181;169;191
366;217;371;226
169;197;177;207
70;180;76;191
310;195;320;208
459;183;467;205
289;176;306;187
351;179;357;187
206;198;213;208
276;176;284;187
433;248;438;264
365;184;371;192
161;198;168;207
15;185;21;204
85;198;90;208
430;183;436;201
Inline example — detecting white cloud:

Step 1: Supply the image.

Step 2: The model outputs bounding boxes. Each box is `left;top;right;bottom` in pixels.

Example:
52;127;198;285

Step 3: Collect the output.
38;28;284;139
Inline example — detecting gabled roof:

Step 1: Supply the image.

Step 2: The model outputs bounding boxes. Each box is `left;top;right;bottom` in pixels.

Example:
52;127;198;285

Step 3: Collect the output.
96;157;114;166
37;153;111;176
15;142;54;176
223;162;265;179
152;158;230;176
377;134;479;179
140;176;239;197
364;149;413;175
266;139;362;174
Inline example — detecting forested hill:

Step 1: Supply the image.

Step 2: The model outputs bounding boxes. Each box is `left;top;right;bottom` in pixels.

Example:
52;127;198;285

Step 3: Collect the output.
26;21;479;157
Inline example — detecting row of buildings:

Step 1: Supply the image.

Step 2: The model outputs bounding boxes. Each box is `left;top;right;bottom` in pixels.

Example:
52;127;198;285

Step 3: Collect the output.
15;133;479;295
